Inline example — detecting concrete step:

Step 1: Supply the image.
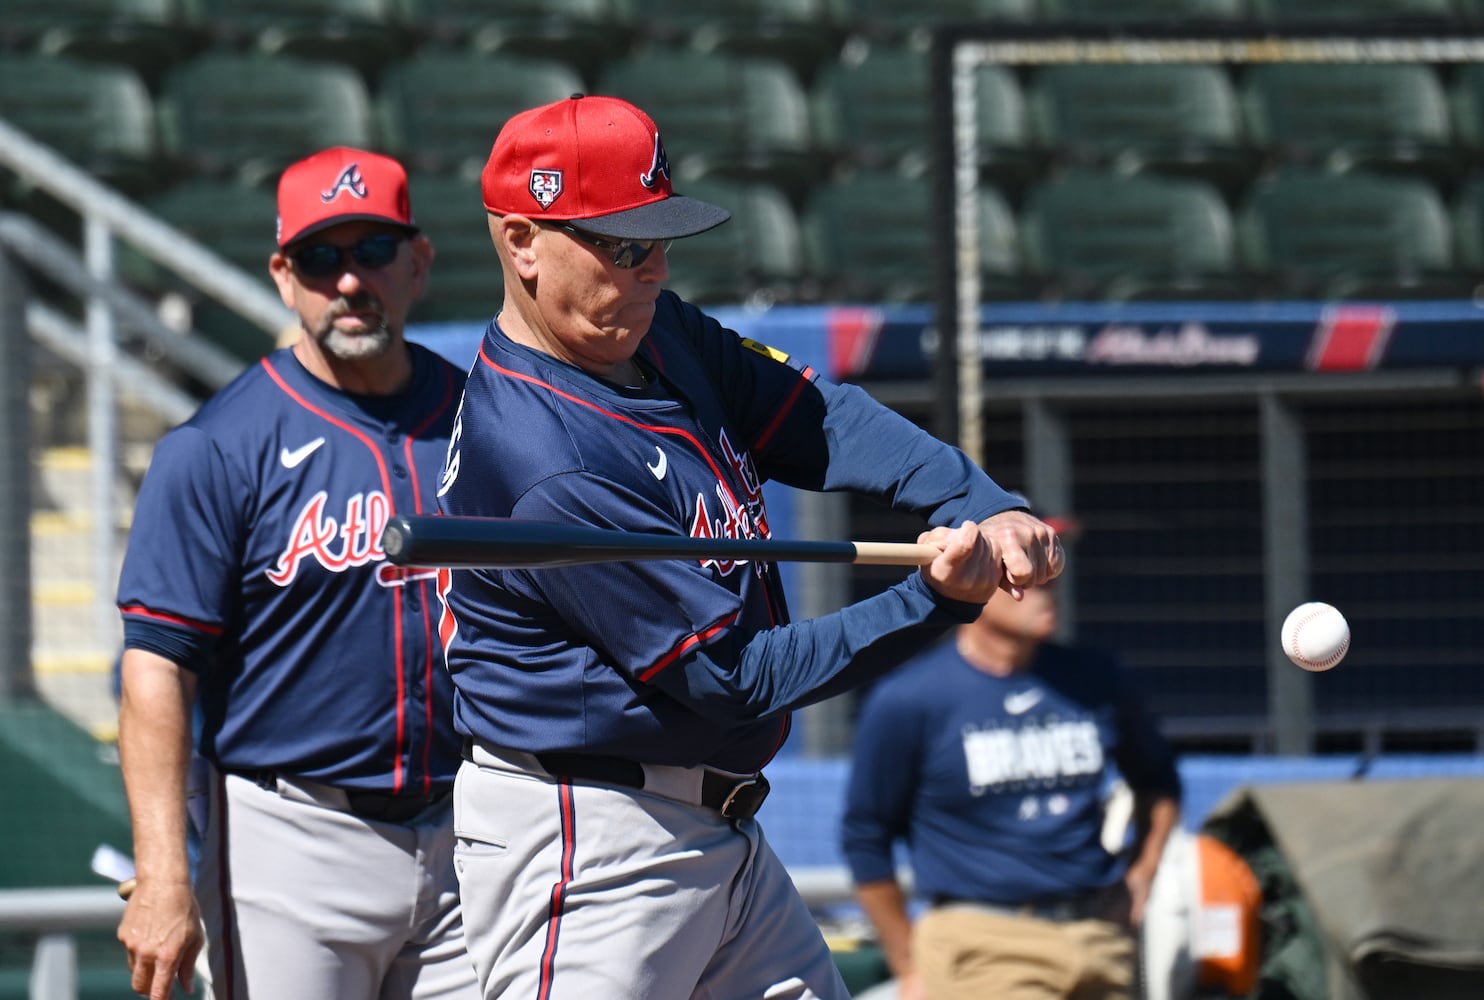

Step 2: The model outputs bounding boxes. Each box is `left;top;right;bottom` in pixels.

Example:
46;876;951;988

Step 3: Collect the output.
30;447;131;742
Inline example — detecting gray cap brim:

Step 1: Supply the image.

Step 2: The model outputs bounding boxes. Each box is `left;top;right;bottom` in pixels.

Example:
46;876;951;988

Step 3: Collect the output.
576;195;731;240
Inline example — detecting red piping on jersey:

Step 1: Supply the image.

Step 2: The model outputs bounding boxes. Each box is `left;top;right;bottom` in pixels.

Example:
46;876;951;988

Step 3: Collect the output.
749;366;813;453
119;604;225;636
479;348;752;522
416;564;436;794
402;366;456;793
405;365;458;441
261;358;409;793
539;782;579;1000
638;613;737;683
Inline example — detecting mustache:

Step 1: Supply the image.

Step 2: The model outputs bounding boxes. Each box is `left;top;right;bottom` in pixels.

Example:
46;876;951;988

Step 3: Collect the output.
327;294;384;320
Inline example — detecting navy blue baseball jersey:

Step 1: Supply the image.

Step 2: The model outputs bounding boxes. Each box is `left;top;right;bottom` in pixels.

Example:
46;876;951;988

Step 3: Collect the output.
841;640;1182;903
436;291;1026;773
117;344;465;793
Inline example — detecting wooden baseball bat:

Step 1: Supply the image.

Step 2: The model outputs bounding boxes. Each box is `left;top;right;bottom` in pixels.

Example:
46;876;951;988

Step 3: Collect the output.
380;514;940;569
119;877;136;900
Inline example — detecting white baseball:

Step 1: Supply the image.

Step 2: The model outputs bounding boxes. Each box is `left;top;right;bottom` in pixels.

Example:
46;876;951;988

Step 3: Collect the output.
1281;602;1350;672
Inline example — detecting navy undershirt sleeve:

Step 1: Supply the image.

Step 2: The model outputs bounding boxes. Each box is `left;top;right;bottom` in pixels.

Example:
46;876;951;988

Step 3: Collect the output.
650;573;983;723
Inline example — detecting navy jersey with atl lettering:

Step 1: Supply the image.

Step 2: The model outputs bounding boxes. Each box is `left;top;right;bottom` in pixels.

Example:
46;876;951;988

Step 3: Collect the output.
437;291;1026;773
118;345;465;793
841;641;1182;902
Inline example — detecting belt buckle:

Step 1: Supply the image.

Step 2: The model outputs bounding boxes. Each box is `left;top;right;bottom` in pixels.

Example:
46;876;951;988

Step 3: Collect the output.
718;773;770;821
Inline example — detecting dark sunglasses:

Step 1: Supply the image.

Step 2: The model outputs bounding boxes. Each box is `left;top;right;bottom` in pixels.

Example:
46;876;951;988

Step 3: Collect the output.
289;233;406;278
545;222;672;270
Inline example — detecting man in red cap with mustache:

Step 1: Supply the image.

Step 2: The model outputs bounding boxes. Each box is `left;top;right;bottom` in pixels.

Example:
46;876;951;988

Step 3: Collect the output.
116;147;478;1000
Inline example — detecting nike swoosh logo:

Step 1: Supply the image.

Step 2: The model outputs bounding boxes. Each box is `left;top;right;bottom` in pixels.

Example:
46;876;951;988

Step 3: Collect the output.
1003;689;1044;715
280;437;326;469
646;446;667;481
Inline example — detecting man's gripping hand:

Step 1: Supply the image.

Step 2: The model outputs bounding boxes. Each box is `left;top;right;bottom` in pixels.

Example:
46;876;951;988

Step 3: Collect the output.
978;509;1066;599
917;521;1003;604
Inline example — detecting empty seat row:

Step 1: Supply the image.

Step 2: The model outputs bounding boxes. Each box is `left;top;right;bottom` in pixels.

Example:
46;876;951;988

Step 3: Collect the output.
829;53;1484;198
7;0;1479;65
12;48;1484;208
125;168;1484;352
782;168;1484;305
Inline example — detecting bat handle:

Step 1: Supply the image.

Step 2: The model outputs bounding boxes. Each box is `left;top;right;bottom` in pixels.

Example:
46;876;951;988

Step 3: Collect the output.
851;542;941;566
118;876;136;900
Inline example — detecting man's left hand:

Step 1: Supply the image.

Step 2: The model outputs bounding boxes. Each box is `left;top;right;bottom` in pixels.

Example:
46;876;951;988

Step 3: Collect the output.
977;510;1066;599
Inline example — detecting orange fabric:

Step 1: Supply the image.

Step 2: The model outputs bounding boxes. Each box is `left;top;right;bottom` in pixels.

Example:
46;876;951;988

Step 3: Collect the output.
1194;834;1263;995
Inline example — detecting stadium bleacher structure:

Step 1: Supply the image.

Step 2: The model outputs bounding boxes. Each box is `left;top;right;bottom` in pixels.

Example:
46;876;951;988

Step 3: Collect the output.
3;0;1483;728
5;10;1484;996
4;4;1484;320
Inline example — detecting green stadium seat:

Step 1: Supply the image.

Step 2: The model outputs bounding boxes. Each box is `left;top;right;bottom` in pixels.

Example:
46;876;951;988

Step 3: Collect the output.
1238;170;1470;301
377;52;584;176
810;44;933;176
405;172;499;326
660;178;806;306
1040;0;1246;21
975;183;1032;301
1449;63;1484;155
635;0;846;83
802;171;1028;303
812;46;1038;193
406;0;635;83
4;0;202;87
803;170;935;303
969;64;1042;204
1451;175;1484;277
157;52;377;187
124;179;281;360
1029;64;1254;199
598;50;819;199
0;54;160;196
1242;63;1464;193
1021;172;1245;301
191;0;409;81
841;0;1037;44
1249;0;1455;19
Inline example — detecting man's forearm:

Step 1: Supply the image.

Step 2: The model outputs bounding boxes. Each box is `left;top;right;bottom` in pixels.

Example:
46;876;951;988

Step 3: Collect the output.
1133;794;1181;872
855;878;916;981
118;649;197;887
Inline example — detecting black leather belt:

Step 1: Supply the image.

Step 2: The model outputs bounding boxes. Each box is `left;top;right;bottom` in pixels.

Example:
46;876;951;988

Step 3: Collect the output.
231;770;452;825
462;741;770;822
343;786;452;824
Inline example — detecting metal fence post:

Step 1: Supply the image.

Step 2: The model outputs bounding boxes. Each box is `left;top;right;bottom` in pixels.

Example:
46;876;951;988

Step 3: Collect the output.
0;241;35;703
84;217;120;654
30;933;79;1000
1261;392;1315;754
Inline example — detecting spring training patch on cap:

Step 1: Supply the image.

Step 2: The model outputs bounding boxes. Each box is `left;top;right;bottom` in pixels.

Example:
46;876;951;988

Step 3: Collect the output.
530;170;563;209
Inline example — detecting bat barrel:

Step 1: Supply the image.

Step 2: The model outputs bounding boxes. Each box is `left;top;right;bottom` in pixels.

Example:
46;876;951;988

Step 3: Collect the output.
381;514;863;569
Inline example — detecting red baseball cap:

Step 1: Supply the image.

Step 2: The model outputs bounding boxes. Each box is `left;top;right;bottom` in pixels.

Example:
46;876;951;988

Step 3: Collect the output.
481;94;730;241
276;147;417;248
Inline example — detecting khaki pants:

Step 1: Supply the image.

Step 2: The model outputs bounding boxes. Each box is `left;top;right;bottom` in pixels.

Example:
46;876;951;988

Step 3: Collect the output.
914;903;1135;1000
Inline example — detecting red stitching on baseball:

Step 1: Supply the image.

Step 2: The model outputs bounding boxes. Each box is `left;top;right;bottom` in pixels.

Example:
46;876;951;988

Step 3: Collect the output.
1289;608;1347;667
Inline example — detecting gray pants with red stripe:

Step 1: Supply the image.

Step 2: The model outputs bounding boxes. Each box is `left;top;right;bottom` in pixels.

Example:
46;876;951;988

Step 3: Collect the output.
195;770;479;999
454;746;850;1000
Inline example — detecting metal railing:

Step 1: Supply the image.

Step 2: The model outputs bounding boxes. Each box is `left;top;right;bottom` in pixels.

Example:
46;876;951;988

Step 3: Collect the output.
0;874;861;998
0;116;293;704
0;887;125;1000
